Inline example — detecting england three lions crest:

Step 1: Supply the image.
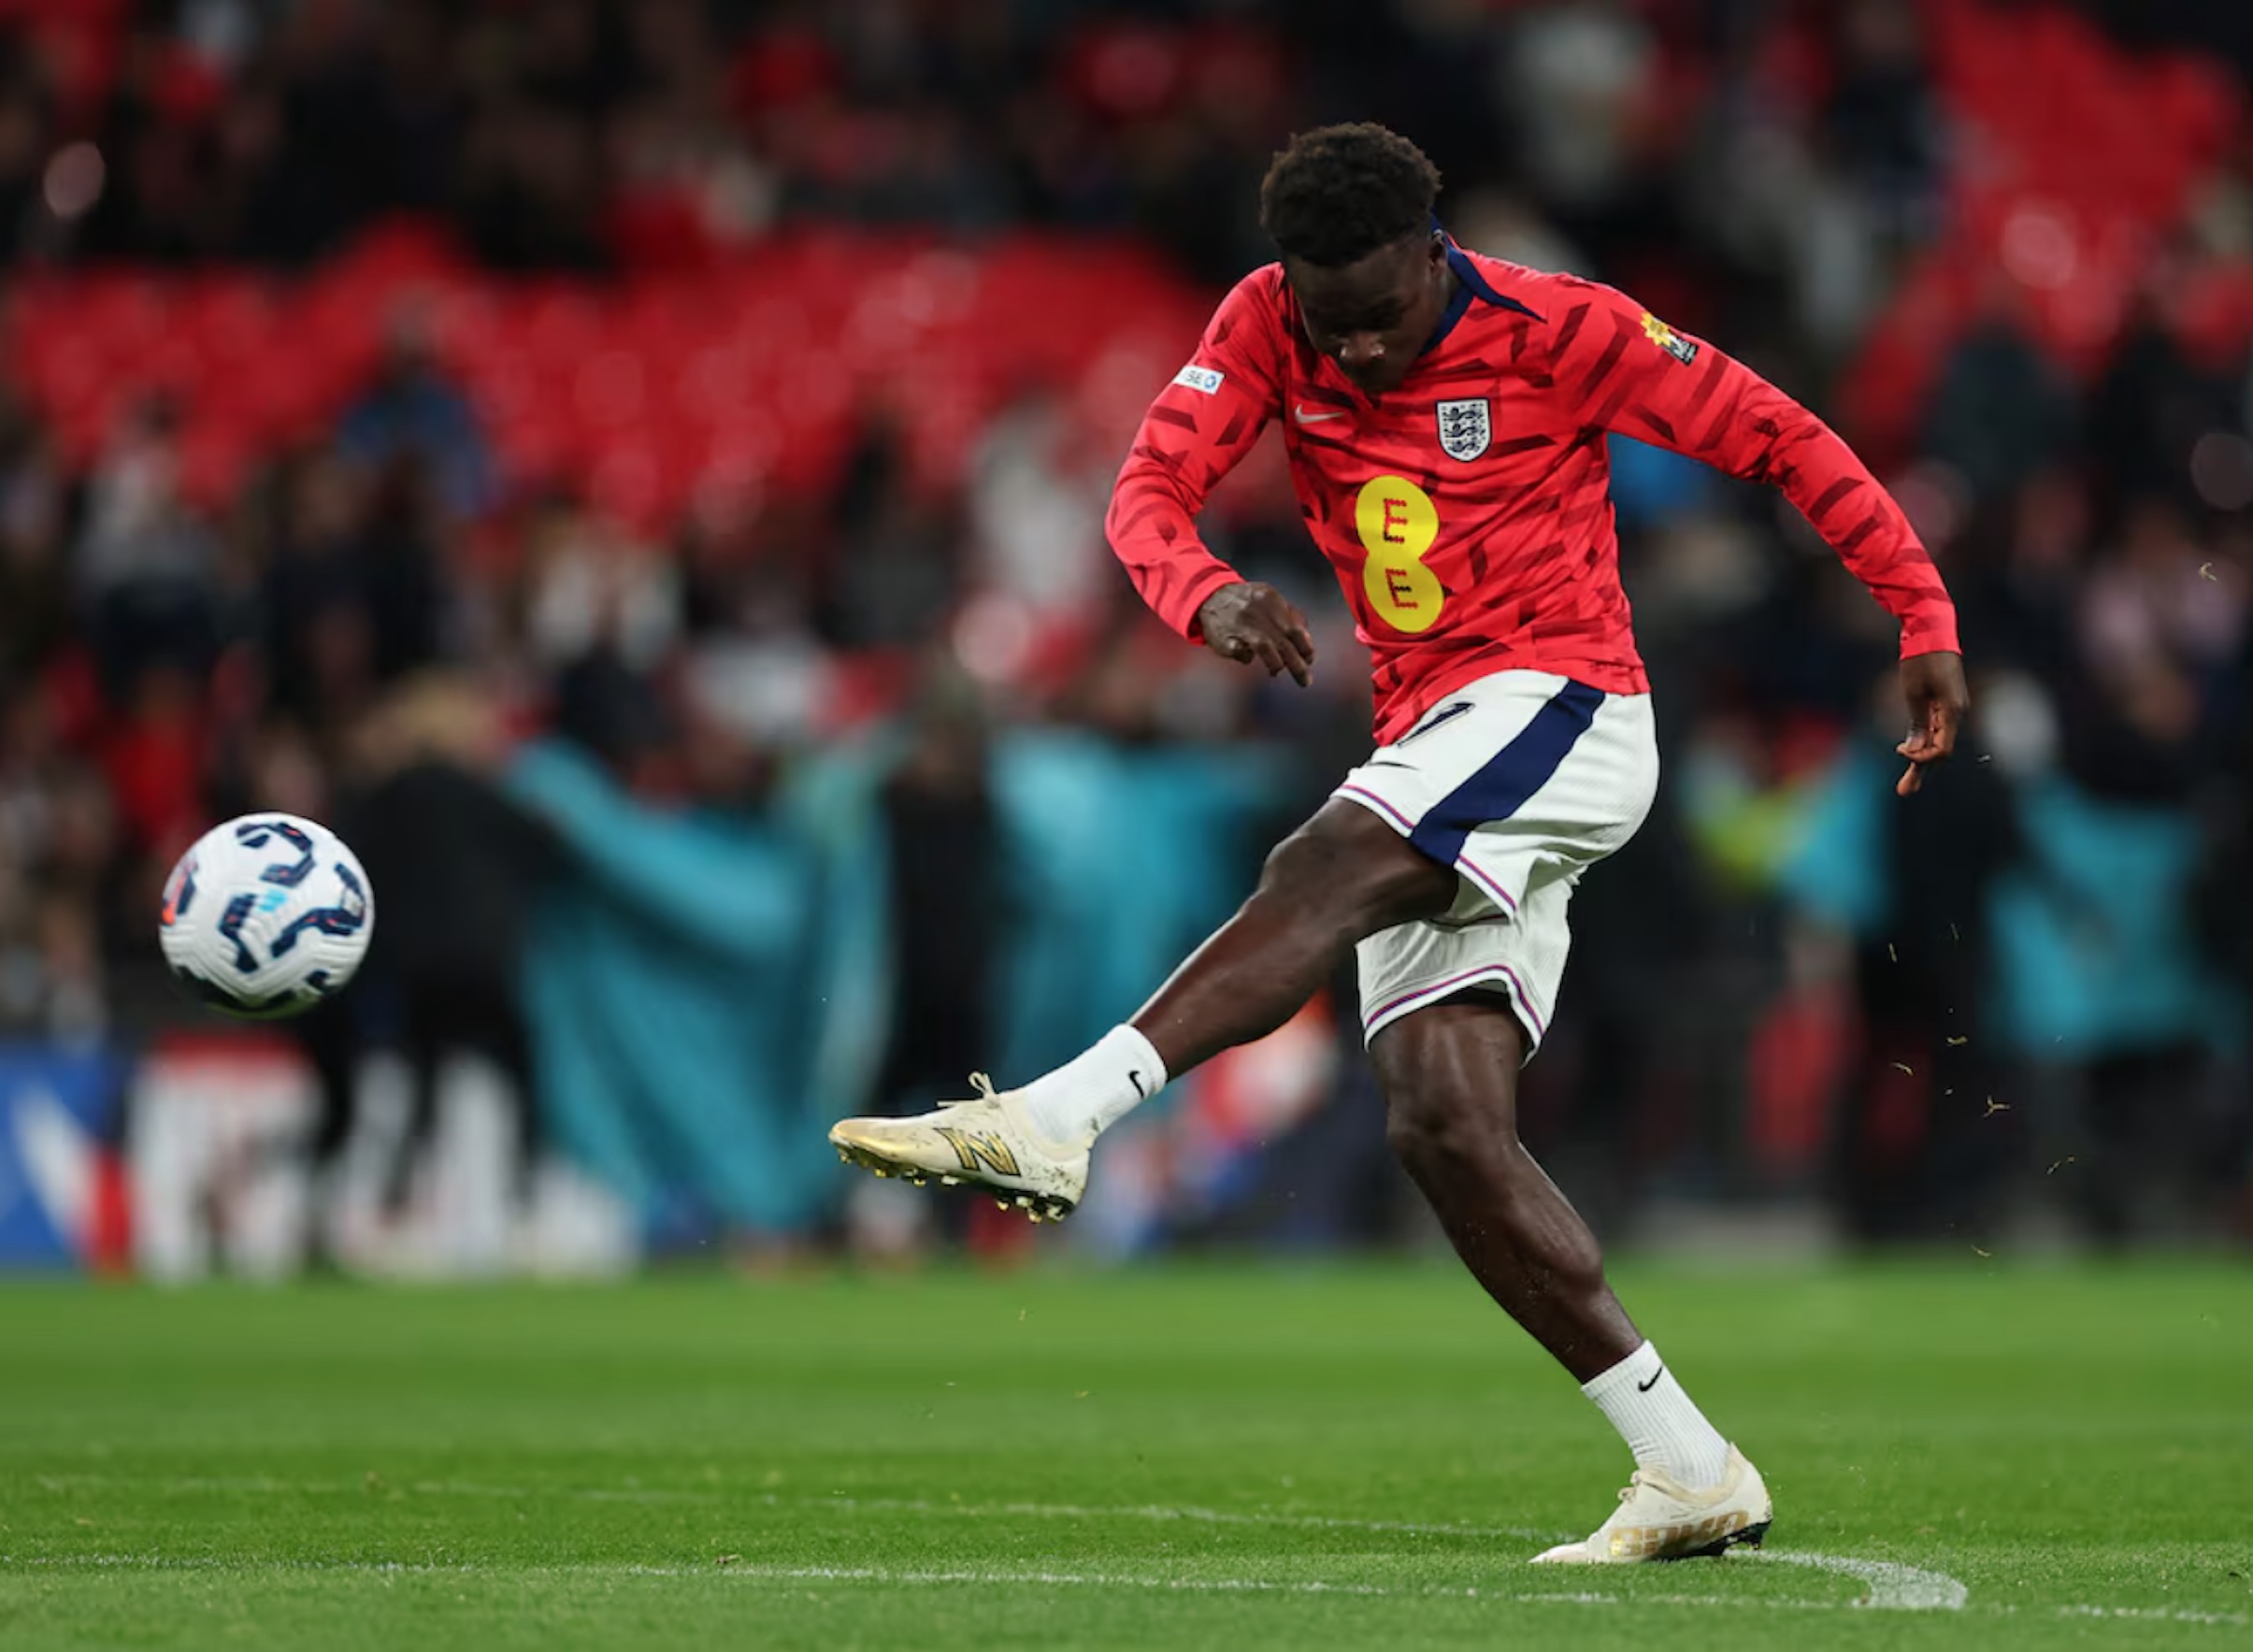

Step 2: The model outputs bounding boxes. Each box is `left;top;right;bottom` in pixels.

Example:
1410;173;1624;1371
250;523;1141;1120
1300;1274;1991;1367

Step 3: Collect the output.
1437;398;1490;462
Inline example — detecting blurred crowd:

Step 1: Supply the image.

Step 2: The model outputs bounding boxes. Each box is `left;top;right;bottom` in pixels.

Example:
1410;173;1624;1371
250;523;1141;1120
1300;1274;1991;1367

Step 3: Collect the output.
1;0;2250;1257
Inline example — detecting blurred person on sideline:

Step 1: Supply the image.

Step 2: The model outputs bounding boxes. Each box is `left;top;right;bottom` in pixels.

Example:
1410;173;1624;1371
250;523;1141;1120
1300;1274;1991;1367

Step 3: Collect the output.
2191;615;2253;1239
873;665;1000;1125
1824;668;2030;1243
294;674;556;1263
843;662;1009;1262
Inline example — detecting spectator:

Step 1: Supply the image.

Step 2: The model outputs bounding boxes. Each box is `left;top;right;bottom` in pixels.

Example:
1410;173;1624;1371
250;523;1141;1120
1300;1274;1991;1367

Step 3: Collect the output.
337;305;496;522
0;403;73;685
1920;280;2080;501
1822;0;1946;240
73;398;220;700
0;39;53;264
2089;290;2250;515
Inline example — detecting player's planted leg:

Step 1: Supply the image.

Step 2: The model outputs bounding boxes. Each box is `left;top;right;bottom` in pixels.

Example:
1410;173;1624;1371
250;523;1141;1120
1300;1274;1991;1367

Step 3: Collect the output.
1372;998;1641;1381
1372;995;1770;1562
828;801;1456;1213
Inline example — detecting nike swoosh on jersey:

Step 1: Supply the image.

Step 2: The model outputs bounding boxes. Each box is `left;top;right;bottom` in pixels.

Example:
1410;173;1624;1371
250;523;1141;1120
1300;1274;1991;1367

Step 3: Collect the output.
1293;404;1347;424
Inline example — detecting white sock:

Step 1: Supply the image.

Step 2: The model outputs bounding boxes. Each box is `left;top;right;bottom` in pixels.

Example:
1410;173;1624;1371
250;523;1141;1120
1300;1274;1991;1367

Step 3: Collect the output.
1581;1341;1731;1489
1012;1025;1168;1144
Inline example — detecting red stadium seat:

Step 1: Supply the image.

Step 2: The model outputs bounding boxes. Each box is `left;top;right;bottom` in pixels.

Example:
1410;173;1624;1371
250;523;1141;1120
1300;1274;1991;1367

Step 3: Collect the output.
3;224;1285;531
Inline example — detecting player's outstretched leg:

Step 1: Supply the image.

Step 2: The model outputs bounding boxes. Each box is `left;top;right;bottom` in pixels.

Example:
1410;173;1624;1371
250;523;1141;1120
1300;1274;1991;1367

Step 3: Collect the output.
827;800;1456;1218
1371;996;1772;1564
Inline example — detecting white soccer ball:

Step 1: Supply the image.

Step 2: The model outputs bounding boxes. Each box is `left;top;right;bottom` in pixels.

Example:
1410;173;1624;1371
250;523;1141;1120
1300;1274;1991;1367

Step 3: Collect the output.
158;813;376;1019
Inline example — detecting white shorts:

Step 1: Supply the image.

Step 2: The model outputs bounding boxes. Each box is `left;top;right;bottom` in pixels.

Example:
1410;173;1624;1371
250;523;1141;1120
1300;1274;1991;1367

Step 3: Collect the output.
1334;670;1657;1055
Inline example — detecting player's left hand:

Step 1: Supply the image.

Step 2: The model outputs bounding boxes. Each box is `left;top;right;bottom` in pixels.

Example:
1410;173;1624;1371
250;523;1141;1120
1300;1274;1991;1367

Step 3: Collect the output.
1895;651;1969;797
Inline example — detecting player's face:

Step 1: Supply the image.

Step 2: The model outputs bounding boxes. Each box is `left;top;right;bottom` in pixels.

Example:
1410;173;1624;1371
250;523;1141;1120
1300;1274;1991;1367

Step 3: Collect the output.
1284;233;1452;396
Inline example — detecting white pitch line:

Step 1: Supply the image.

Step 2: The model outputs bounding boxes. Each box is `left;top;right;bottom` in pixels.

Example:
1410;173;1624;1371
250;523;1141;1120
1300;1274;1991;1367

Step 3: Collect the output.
0;1554;1851;1613
13;1474;2019;1619
1751;1549;1969;1611
611;1565;2248;1624
776;1493;1968;1615
598;1561;1864;1613
2052;1604;2253;1628
6;1553;2246;1629
19;1475;1958;1609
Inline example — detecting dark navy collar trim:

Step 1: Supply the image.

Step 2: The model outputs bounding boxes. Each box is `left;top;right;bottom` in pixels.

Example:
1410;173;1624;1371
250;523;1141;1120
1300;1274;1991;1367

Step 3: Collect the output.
1446;244;1541;320
1419;234;1543;358
1424;216;1550;338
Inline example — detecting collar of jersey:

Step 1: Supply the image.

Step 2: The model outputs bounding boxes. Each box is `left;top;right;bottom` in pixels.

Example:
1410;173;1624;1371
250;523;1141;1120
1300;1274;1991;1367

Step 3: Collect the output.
1420;238;1543;360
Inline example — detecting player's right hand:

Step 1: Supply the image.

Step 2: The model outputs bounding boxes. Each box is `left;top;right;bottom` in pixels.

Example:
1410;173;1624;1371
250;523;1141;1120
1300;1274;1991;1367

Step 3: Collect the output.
1895;650;1969;797
1195;581;1316;687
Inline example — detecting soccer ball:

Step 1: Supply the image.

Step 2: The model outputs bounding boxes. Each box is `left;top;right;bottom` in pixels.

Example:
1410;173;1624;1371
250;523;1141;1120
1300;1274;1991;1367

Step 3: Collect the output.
158;813;375;1019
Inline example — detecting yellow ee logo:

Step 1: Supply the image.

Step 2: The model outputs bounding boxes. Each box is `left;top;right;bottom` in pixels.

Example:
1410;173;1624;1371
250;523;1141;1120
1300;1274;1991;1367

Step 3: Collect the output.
1354;475;1443;634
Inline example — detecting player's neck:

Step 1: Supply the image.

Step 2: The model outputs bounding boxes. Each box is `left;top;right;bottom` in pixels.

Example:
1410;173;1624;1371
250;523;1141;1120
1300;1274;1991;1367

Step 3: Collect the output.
1408;263;1465;367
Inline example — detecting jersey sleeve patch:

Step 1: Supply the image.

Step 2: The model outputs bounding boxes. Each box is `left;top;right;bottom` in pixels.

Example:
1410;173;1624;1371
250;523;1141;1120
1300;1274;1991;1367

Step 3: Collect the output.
1172;363;1226;395
1639;311;1700;366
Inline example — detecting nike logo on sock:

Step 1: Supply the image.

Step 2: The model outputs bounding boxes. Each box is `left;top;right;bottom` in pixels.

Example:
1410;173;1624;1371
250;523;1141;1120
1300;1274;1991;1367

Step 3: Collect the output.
1637;1366;1666;1394
1129;1071;1147;1099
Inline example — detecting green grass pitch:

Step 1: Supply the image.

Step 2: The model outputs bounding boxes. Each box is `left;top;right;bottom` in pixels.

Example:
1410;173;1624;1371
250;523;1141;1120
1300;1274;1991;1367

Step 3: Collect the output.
3;1260;2250;1649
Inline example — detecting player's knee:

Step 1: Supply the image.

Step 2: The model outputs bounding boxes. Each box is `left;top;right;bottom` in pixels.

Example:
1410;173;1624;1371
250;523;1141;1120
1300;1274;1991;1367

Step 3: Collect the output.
1383;1078;1518;1174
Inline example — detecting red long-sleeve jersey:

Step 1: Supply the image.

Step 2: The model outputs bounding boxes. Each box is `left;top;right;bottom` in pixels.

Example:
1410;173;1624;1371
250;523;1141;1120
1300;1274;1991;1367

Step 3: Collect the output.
1106;245;1959;743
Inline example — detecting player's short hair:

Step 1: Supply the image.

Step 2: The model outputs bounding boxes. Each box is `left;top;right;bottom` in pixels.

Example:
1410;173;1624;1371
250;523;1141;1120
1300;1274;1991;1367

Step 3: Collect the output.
1258;123;1442;268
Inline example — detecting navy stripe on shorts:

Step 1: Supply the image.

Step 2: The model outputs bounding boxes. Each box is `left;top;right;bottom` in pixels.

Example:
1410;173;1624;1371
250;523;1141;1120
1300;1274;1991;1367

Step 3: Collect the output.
1406;680;1606;868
